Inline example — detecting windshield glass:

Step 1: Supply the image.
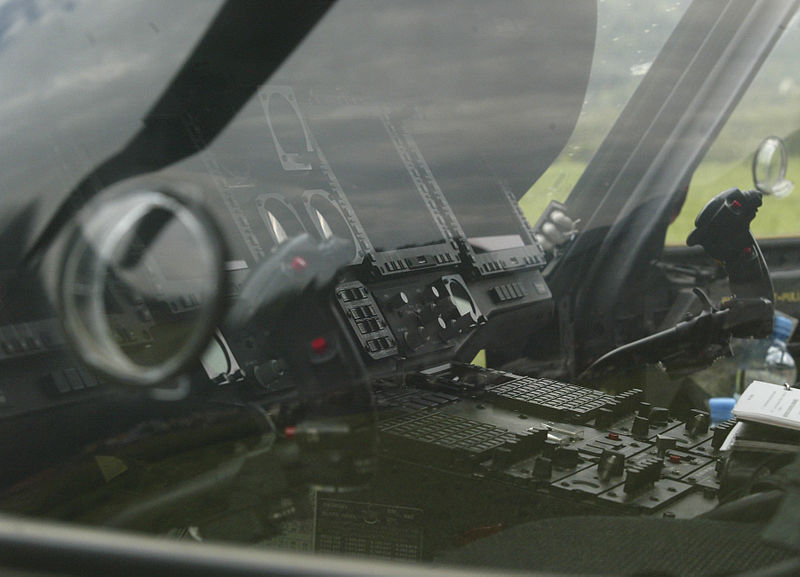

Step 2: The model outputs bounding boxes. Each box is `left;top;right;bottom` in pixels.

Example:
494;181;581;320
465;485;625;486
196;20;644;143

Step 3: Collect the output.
667;10;800;243
1;1;799;576
523;0;690;217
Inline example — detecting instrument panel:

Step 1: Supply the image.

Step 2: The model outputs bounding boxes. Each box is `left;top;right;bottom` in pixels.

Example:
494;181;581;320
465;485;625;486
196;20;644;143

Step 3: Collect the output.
196;84;553;375
217;85;547;275
0;83;555;483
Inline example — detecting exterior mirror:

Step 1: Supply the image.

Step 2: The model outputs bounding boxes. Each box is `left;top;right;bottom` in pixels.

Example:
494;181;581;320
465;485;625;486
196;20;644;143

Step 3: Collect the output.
57;183;226;387
753;136;794;197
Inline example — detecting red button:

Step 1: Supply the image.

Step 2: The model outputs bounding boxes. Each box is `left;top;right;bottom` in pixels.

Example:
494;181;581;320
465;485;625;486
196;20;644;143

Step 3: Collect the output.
607;432;620;441
311;337;328;354
291;256;308;271
669;454;681;464
284;426;297;439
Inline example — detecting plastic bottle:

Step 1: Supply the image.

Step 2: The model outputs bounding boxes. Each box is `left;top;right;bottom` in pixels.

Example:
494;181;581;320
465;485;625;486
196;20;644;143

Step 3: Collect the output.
737;314;797;393
708;397;737;425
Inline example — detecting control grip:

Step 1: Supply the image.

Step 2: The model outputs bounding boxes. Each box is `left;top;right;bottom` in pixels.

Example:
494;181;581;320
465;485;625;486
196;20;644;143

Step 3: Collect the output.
686;188;773;301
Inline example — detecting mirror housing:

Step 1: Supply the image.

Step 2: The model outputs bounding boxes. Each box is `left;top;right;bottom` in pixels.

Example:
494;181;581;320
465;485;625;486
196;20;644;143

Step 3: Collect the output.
753;136;794;197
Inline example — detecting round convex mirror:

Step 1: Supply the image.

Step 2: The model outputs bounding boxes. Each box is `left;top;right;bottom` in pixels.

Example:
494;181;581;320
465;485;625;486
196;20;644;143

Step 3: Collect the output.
753;136;794;198
57;187;226;387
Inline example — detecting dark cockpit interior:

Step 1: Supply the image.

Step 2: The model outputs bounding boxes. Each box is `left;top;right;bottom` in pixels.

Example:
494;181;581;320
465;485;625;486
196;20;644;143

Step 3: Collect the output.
0;1;799;576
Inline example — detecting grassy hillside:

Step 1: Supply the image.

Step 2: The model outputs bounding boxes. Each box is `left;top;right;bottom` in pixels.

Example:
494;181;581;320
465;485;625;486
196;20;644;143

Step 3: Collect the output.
519;154;800;246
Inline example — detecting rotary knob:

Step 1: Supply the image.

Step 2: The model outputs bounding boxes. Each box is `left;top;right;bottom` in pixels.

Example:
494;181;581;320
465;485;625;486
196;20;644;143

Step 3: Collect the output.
401;326;427;350
417;303;439;323
452;312;475;332
437;316;460;340
385;291;410;311
422;282;445;304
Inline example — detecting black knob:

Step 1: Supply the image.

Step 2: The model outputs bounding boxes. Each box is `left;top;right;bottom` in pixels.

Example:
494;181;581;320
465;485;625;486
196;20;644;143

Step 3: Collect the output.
254;359;287;387
623;456;663;494
656;435;678;458
553;447;579;469
542;440;558;459
598;449;625;481
437;316;460;340
711;418;737;450
685;409;710;436
631;415;650;438
417;303;439;323
452;312;476;332
386;291;410;311
637;402;652;418
422;282;445;303
613;388;644;415
401;327;426;351
649;407;670;426
519;428;547;454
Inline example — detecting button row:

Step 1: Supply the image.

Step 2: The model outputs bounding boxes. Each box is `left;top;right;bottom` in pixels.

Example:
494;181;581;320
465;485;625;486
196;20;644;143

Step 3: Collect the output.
45;367;102;396
489;282;528;303
338;286;369;302
366;336;394;353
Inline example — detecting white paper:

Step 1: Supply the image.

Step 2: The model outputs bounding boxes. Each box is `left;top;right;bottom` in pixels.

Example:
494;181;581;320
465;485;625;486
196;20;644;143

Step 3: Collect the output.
732;380;800;430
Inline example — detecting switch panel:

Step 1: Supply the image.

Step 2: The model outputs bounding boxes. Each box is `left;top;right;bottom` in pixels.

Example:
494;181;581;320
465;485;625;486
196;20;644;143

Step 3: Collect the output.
336;281;398;360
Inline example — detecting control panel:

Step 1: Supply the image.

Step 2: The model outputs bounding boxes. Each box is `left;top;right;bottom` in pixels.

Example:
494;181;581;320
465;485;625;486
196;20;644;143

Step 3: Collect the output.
367;363;721;522
332;267;551;371
255;362;729;560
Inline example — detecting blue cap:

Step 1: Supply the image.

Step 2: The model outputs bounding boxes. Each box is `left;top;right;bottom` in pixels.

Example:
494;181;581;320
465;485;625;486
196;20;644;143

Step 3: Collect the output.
773;315;794;342
709;397;736;424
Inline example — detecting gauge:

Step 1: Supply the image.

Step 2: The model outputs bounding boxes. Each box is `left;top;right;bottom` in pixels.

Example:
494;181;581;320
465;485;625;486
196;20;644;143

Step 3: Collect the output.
304;190;358;261
256;194;305;246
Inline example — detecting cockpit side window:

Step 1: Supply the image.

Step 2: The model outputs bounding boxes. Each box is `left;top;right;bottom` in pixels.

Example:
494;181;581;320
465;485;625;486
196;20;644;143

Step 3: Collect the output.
667;11;800;243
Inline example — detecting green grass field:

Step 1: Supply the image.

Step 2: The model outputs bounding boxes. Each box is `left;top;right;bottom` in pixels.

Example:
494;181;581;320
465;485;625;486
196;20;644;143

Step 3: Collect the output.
519;155;800;245
668;157;800;244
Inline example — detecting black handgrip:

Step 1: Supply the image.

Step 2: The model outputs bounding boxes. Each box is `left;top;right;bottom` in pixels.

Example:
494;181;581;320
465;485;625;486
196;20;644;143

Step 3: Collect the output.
687;188;773;300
